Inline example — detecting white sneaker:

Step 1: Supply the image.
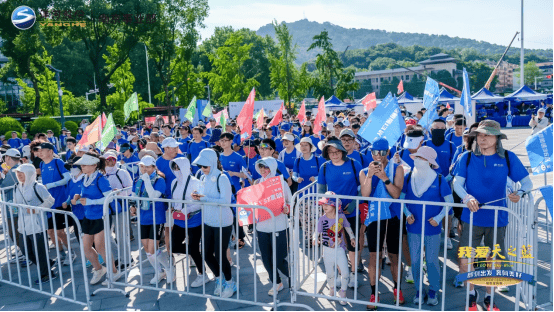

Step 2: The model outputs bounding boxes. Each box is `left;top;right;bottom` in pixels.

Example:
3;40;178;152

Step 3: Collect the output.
268;283;283;296
405;266;414;284
214;277;224;296
347;272;357;288
90;266;107;285
101;271;124;286
191;273;210;288
63;252;77;266
497;285;509;292
221;279;237;298
165;268;176;283
150;271;167;285
447;238;453;250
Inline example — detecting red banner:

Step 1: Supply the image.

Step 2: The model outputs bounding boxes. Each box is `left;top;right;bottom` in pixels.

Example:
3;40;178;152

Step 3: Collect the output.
77;115;102;149
313;96;326;134
362;92;377;111
237;176;284;226
144;116;175;125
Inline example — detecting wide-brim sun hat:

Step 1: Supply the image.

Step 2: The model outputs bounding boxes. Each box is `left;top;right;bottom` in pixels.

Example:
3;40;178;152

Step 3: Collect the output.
467;120;507;140
75;154;100;166
409;146;440;169
322;139;346;160
295;137;316;153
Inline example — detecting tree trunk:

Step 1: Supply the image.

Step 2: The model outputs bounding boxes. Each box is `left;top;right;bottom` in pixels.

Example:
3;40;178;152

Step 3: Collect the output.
27;58;41;116
164;83;171;120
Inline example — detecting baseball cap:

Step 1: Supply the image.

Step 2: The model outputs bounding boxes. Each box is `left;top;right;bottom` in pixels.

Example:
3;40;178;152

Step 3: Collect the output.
161;137;182;148
5;148;21;158
281;123;291;131
40;142;55;150
339;128;355;138
282;133;295;142
372;138;389;151
104;151;117;160
403;128;425;149
139;155;156;167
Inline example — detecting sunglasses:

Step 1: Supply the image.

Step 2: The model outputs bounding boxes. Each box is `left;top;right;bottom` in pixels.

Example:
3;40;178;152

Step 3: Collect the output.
259;143;272;150
198;165;209;169
258;164;269;169
371;150;388;156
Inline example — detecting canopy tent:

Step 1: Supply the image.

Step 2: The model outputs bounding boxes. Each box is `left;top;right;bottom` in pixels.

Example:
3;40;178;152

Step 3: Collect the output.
325;95;343;105
438;88;460;103
324;95;363;111
397;92;423;115
504;85;548;101
471;87;504;103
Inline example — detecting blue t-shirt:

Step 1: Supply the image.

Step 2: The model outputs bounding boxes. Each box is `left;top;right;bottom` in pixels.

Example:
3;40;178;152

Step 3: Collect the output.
67;179;85;220
293;155;323;190
232;134;245;156
59;135;67;149
274;138;284;153
317;159;363;218
135;176;167;225
21;138;31;146
8;138;22;149
403;174;451;235
40;159;68;210
65;150;74;161
76;134;82;141
243;154;261;187
178;136;191;154
455;151;528;227
117;138;129;146
347;150;371;168
187;140;211;174
276;160;291;181
281;149;298;171
156;156;178;197
220;152;246;192
422;140;455;177
82;175;111;220
446;132;463;148
364;162;402;218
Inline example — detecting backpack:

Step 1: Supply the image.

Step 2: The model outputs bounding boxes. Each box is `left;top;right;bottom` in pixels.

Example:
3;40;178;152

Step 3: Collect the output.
322;158;360;185
187;141;209;162
107;168;124;186
195;171;237;201
465;150;511;177
16;182;44;205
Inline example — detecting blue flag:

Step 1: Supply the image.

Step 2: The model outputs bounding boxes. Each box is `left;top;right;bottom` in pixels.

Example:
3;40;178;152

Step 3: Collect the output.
359;92;406;147
460;68;472;117
525;124;553;175
419;103;439;130
423;77;440;110
540;186;553;217
179;108;187;123
193;99;208;127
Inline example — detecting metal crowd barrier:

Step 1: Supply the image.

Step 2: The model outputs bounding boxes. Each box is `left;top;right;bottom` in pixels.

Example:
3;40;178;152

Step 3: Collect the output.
290;190;536;311
0;186;92;310
533;194;552;310
94;191;313;311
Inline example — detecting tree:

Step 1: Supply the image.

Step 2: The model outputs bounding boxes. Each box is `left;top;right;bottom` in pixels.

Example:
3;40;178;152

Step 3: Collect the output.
429;70;457;92
458;61;498;91
514;62;543;87
354;79;373;99
203;33;260;105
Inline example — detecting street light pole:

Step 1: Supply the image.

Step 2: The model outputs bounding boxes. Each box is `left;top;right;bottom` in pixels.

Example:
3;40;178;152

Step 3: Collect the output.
145;44;152;104
205;84;211;104
47;65;65;128
520;0;525;86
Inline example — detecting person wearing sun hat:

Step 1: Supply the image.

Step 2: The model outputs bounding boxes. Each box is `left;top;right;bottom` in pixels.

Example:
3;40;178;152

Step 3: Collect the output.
401;146;453;306
293;136;323;190
452;119;532;310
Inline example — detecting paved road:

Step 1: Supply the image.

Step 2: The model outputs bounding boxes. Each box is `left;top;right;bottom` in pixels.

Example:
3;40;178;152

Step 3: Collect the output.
0;127;551;311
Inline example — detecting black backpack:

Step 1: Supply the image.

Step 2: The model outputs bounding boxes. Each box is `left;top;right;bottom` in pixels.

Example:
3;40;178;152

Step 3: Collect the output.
465;150;511;176
295;156;321;177
322;158;360;185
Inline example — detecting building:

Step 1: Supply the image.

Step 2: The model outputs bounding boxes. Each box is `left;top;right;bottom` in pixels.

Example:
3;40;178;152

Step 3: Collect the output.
354;53;460;97
536;62;553;91
482;60;519;93
0;39;26;110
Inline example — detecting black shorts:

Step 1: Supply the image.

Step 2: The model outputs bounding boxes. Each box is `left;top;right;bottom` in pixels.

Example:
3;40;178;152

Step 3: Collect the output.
47;210;67;230
344;216;363;252
452;191;463;220
81;218;104;235
140;224;164;241
366;216;401;254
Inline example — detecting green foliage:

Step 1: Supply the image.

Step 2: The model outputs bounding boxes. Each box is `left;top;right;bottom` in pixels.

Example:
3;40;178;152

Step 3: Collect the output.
458;61;498;92
64;121;79;137
0;117;24;138
5;131;21;139
30;117;61;137
65;96;99;115
354;79;373;99
112;111;126;127
514;62;543;87
0;99;8;114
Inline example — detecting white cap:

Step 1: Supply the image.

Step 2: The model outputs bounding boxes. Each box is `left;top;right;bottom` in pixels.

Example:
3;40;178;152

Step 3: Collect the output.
161;137;182;148
304;121;312;127
103;151;117;160
77;145;90;153
538;108;546;114
403;136;425;150
5;148;21;158
139;155;156;167
75;154;100;165
282;133;295;142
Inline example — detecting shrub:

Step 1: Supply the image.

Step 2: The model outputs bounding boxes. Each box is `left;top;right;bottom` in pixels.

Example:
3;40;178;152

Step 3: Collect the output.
64;120;79;136
0;117;24;137
30;117;61;137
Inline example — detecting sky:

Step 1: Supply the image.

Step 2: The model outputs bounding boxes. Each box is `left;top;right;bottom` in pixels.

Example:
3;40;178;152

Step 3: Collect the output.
201;0;553;50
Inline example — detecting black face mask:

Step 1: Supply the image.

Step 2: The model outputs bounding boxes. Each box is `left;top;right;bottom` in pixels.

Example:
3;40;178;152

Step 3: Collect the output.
431;128;446;146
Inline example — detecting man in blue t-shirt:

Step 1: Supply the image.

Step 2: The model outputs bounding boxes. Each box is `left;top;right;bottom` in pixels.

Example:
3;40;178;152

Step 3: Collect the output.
422;119;455;179
219;132;247;192
59;128;68;152
39;142;74;264
187;127;211;174
7;131;23;149
445;119;465;148
21;132;31;147
452;120;532;311
340;129;371;168
119;143;140;182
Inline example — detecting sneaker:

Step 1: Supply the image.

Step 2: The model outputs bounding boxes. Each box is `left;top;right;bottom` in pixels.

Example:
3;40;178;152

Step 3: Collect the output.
484;295;500;311
149;270;166;285
405;266;414;284
268;283;284;296
427;290;438;306
63;252;77;266
447;238;453;250
468;290;479;311
191;273;210;288
20;259;33;267
339;289;347;306
221;279;237;298
86;260;92;268
413;290;426;305
347;272;357;288
35;273;58;285
497;285;509;292
453;279;465;288
102;270;124;286
357;261;365;272
90;266;107;285
118;259;135;270
393;288;405;304
214;277;224;296
366;294;379;310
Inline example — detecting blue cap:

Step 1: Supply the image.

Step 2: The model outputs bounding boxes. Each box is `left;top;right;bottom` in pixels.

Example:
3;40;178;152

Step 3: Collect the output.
209;129;222;143
372;138;389;151
280;123;291;131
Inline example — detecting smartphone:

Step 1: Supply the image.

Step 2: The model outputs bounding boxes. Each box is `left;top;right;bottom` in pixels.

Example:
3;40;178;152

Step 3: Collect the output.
374;161;382;168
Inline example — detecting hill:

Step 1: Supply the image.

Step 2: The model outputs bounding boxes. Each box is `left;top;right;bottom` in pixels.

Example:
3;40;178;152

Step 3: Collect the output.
256;19;552;65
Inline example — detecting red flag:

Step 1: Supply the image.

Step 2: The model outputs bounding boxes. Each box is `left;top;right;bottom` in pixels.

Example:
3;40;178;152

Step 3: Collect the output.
297;100;307;124
397;80;404;94
256;108;265;129
446;103;451;109
362;92;377;111
101;112;107;129
236;88;256;142
268;103;283;127
77;115;102;149
313;96;326;134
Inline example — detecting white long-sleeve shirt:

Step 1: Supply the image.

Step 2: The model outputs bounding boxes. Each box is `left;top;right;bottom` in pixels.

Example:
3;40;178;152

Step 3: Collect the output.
529;116;549;134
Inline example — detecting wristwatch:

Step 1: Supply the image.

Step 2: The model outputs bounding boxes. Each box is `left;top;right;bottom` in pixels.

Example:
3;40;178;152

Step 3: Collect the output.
384;179;391;185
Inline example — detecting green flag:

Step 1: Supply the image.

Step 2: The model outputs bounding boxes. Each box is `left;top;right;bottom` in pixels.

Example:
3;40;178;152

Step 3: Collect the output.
219;109;227;130
202;101;212;117
97;113;116;151
123;92;139;121
184;96;197;121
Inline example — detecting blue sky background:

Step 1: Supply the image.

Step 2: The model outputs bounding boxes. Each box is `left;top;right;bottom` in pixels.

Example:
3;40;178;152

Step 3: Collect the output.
201;0;553;50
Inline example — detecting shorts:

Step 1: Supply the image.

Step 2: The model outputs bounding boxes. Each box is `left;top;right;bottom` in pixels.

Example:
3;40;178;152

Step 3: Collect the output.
459;222;506;259
452;191;463;220
366;216;401;254
344;216;363;252
47;210;67;230
140;224;164;241
81;218;104;235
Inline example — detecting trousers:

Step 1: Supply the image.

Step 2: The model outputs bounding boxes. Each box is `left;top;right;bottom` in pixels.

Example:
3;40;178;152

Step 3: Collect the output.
322;246;349;291
408;232;442;292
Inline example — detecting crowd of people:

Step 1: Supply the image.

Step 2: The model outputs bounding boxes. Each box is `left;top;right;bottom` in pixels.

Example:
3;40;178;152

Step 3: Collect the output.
0;105;537;311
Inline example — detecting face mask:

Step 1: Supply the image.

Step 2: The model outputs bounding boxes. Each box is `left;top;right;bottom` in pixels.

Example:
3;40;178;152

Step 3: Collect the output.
70;168;81;178
413;158;430;171
431;128;446;146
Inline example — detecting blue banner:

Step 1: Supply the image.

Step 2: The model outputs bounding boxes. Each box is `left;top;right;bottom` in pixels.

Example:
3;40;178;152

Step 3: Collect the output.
179;108;187;123
525;124;553;175
419;105;439;130
455;269;535;285
358;92;406;147
540;185;553;217
193;99;208;127
423;77;440;110
460;68;472;117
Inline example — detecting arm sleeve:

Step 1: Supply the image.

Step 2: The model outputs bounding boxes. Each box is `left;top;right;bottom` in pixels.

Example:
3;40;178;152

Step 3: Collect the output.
433;177;454;223
281;176;292;206
518;176;533;194
37;184;55;208
292;160;300;182
144;178;163;199
453;176;470;200
317;165;327;193
200;174;232;204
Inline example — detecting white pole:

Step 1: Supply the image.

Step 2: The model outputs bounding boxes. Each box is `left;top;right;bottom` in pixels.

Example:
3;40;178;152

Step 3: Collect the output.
519;0;525;86
145;44;152;104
